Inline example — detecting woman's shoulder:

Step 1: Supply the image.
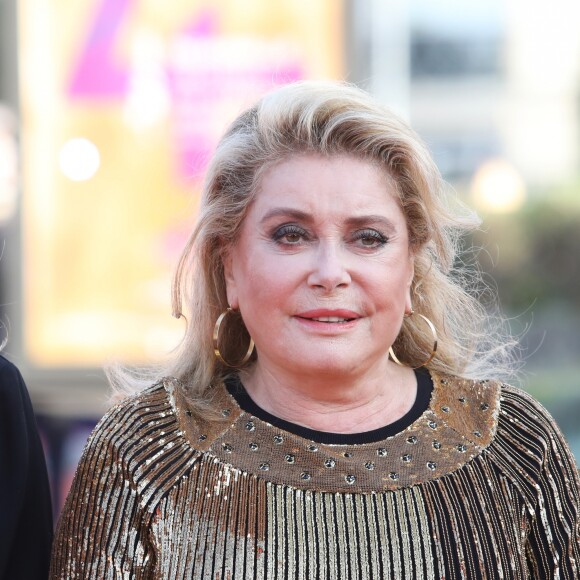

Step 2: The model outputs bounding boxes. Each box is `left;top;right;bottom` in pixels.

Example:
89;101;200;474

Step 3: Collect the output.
431;373;575;456
430;372;502;448
448;375;579;477
434;373;578;478
435;372;570;435
101;378;175;425
73;378;206;501
87;378;196;465
88;375;231;451
495;382;577;462
498;380;559;420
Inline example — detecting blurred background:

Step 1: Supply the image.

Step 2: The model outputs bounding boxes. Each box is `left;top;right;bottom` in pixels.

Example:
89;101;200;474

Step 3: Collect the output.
1;0;579;516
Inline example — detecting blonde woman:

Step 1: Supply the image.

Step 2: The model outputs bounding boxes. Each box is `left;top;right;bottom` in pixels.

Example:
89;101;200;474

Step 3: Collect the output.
51;81;580;579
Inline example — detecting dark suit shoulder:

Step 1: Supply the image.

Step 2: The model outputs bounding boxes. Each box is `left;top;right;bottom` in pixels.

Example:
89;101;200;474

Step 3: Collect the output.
0;355;54;579
0;355;32;411
0;354;25;388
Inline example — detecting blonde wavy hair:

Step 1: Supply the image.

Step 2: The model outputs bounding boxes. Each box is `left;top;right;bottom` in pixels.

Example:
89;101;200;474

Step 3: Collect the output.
110;81;516;405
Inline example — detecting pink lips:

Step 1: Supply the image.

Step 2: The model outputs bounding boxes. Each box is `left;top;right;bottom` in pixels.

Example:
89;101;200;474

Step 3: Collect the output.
293;309;362;332
295;309;361;321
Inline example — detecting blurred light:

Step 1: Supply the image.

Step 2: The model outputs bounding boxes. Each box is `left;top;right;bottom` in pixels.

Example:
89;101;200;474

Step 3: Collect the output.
0;105;18;223
123;30;170;131
123;74;171;131
59;138;101;181
471;159;526;213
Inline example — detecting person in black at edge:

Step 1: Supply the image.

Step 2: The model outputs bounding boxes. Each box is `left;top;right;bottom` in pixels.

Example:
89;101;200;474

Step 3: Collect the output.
0;354;53;579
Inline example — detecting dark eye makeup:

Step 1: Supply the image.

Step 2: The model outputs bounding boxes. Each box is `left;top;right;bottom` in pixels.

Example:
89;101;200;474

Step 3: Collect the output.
271;222;389;249
351;228;389;247
272;224;308;244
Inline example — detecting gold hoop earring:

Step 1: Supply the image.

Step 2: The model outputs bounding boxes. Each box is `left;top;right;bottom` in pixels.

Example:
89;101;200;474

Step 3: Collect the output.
389;313;438;369
213;307;255;367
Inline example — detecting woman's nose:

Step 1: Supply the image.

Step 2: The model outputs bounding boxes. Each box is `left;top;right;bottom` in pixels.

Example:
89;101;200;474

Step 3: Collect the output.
307;242;351;290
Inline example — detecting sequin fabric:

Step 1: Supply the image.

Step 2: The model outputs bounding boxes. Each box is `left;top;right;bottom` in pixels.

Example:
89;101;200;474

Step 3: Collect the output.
50;374;580;579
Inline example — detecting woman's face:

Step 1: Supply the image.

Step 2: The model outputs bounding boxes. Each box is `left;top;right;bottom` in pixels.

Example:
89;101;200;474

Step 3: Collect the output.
224;154;414;379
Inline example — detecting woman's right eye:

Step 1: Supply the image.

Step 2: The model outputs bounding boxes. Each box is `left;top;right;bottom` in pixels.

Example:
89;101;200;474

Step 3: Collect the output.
272;225;308;244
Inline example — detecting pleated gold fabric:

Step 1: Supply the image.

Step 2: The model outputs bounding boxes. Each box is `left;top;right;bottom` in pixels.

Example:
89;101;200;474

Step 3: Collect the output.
50;374;580;579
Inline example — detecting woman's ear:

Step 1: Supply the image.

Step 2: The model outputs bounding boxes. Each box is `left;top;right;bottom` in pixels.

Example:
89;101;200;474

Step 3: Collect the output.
222;249;239;310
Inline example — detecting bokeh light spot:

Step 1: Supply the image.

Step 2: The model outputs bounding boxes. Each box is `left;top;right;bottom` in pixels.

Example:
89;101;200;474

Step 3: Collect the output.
59;138;101;182
471;159;526;213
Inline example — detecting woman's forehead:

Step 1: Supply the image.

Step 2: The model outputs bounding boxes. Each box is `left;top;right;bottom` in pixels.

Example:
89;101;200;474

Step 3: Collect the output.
248;154;404;222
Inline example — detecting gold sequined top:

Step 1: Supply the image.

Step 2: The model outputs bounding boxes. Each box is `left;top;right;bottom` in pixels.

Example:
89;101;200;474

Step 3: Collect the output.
50;373;580;579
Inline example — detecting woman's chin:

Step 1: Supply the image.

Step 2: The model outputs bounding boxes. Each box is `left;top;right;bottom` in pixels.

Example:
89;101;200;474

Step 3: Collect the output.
279;350;374;379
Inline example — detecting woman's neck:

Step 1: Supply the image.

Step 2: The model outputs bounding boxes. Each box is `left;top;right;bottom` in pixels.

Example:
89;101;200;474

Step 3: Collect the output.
239;359;417;434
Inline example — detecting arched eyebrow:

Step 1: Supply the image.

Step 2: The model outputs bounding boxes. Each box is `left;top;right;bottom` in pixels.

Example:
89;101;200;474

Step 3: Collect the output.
260;207;397;233
259;208;311;224
345;215;396;234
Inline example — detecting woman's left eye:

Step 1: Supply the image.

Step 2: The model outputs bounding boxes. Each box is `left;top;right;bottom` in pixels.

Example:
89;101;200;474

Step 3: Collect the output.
352;229;388;248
